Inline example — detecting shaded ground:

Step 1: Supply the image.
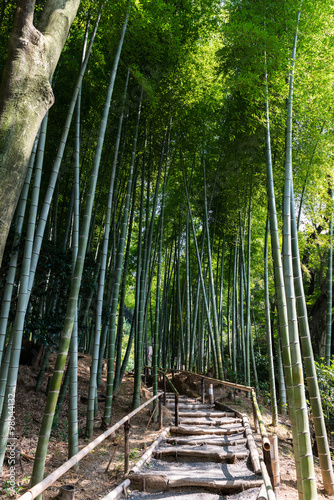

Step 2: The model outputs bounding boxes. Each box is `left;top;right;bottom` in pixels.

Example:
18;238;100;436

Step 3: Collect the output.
0;354;168;499
0;363;332;499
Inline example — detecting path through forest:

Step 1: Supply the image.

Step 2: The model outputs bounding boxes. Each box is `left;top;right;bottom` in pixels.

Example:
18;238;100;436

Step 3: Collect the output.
125;392;264;499
0;358;330;499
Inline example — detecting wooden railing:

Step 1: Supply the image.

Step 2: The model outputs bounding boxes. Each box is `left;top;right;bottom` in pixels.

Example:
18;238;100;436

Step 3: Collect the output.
20;369;277;500
19;392;164;500
163;369;275;493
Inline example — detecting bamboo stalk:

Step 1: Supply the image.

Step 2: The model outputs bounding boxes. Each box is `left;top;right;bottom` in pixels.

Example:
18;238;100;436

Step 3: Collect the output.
243;415;261;475
260;458;276;500
251;390;270;452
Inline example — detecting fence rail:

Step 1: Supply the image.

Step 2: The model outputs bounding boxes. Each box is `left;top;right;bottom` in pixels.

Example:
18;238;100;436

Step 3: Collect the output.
19;392;163;500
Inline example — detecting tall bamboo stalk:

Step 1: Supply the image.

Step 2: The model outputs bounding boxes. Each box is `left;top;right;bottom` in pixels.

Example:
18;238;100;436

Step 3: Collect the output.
104;88;143;418
0;114;48;470
86;70;130;439
30;4;130;485
183;168;219;376
264;215;278;425
203;162;224;379
325;187;333;365
264;42;302;497
291;186;334;494
0;138;36;364
283;9;316;497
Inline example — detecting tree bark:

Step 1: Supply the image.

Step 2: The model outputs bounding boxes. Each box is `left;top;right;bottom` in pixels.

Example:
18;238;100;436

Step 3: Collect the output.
0;0;81;266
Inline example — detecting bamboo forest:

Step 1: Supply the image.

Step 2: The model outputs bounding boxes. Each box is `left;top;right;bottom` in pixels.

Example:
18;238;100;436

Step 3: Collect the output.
1;0;334;499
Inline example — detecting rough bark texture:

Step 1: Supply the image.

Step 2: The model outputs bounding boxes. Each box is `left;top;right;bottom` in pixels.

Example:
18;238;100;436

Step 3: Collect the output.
0;0;81;266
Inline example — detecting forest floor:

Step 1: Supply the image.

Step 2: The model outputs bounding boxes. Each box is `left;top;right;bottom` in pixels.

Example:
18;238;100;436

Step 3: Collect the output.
0;354;332;499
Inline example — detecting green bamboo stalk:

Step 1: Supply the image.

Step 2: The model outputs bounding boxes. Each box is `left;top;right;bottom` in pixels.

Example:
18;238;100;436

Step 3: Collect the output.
27;10;102;296
86;70;130;439
264;215;278;426
283;9;316;497
67;31;83;459
0;137;36;363
30;4;130;486
185;209;191;369
113;194;136;393
218;238;225;358
133;132;167;407
232;239;238;377
53;364;70;426
190;233;206;372
203;162;224;379
245;193;252;388
176;236;185;367
277;335;287;415
133;156;146;409
0;114;47;471
325;187;333;365
227;251;232;366
291;186;334;494
153;158;169;401
183;169;218;376
239;220;246;381
264;41;302;497
117;319;135;392
104;88;143;420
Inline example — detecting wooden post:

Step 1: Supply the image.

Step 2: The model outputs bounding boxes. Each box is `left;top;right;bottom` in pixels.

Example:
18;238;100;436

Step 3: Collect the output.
175;393;179;427
124;420;131;474
263;446;275;492
158;395;163;430
163;373;167;405
58;485;75;500
208;384;214;404
269;434;280;488
201;378;205;404
252;398;258;433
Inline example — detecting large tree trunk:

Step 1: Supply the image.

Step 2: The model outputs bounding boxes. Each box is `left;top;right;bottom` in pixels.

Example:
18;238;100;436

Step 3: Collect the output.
0;0;81;266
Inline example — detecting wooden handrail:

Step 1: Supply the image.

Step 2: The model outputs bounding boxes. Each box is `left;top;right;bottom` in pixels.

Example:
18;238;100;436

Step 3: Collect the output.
251;389;270;450
173;369;254;393
19;392;163;500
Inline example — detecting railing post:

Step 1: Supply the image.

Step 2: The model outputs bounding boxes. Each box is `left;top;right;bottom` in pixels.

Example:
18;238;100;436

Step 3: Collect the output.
124;420;131;474
263;446;275;492
252;395;259;433
163;373;167;405
208;383;214;405
175;393;179;427
158;395;163;430
269;434;280;489
201;377;205;404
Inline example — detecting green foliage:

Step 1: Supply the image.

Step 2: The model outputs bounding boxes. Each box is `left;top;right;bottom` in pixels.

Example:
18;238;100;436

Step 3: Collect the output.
315;358;334;435
1;480;24;496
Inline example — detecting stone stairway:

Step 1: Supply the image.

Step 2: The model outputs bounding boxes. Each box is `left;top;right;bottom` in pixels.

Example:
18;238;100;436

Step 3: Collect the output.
125;393;265;499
